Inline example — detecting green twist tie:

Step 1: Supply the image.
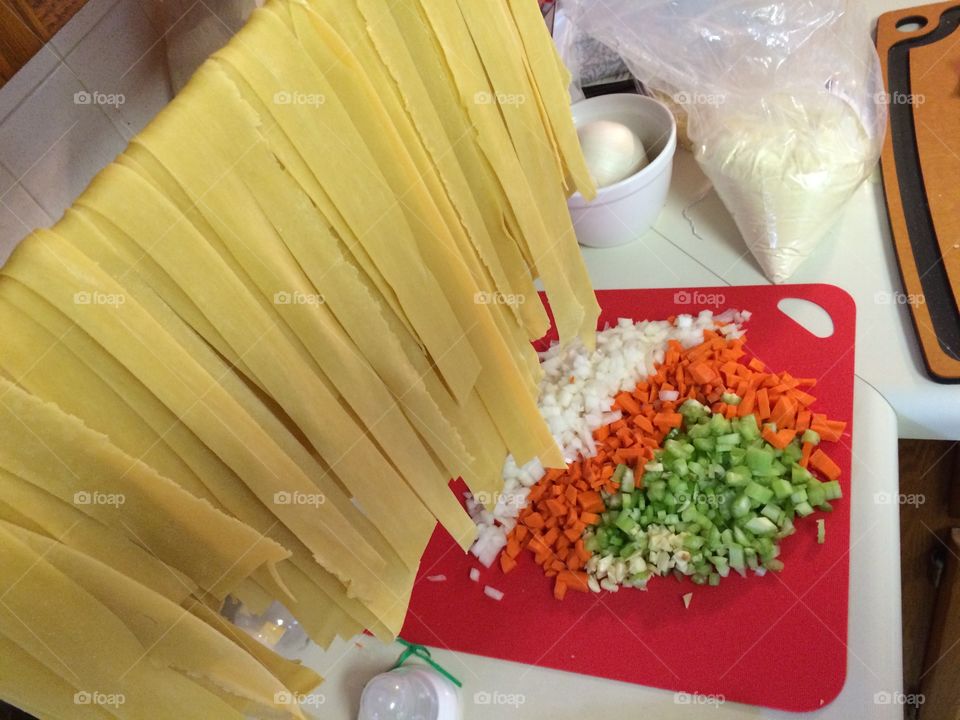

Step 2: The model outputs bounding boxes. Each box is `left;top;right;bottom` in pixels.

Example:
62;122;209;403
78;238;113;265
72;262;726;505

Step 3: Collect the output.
392;638;462;688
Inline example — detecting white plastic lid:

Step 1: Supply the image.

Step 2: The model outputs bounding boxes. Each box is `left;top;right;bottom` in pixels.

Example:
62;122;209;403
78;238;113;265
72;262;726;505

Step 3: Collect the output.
358;665;461;720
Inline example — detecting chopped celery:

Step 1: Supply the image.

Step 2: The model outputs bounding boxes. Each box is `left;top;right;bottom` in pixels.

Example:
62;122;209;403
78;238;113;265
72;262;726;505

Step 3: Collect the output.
745;516;778;537
745;482;774;505
612;463;628;484
771;478;794;500
587;406;845;589
746;446;773;473
738;414;760;441
817;519;826;544
623;467;636;493
731;494;752;518
822;481;843;501
802;429;821;446
721;392;742;406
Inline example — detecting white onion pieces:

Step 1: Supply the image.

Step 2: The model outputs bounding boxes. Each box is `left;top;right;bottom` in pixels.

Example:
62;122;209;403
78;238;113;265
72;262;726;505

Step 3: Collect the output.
426;575;447;583
469;568;480;583
469;311;748;563
483;585;505;602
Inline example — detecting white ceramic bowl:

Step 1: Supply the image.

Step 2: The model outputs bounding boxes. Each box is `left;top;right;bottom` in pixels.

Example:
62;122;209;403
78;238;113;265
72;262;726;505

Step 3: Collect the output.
568;94;678;248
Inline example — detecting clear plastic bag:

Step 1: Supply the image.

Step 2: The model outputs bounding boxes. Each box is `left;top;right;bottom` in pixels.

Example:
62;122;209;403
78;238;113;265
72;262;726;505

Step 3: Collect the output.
568;0;887;283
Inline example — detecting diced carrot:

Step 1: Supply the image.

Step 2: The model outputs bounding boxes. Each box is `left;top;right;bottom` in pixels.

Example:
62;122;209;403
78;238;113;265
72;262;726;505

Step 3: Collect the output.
799;441;813;469
762;427;797;450
577;491;605;513
689;362;717;385
791;389;817;407
748;357;766;372
500;553;518;574
580;511;600;525
545;498;566;517
809;448;841;481
757;388;771;420
506;538;521;558
653;412;683;430
554;579;568;600
796;410;811;432
524;512;545;529
634;415;654;433
615;392;641;415
558;570;590;592
542;527;560;547
770;396;796;427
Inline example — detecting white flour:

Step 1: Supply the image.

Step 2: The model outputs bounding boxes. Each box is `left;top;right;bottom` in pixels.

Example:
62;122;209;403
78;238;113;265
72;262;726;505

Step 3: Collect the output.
695;92;875;283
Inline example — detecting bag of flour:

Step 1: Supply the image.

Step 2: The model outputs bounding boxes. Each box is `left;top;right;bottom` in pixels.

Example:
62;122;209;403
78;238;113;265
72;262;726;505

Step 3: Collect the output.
569;0;886;283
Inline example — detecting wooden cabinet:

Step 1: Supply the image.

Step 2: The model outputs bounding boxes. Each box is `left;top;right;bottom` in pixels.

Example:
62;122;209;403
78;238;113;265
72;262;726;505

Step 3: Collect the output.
0;0;87;85
900;440;960;719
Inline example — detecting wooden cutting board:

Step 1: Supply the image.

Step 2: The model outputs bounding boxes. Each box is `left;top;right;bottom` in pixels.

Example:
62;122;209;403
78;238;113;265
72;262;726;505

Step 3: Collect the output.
877;3;960;382
402;285;856;712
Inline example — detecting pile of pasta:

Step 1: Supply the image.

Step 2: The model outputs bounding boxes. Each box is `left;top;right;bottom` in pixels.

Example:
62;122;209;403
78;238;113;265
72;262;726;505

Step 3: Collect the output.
0;0;597;717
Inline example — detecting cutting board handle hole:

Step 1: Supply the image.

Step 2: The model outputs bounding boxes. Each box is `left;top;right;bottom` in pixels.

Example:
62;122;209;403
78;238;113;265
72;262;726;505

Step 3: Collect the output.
777;298;835;339
896;16;928;32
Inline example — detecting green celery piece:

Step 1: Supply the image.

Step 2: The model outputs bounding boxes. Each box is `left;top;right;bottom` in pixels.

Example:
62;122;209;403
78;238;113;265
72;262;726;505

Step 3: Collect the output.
612;463;628;485
746;446;774;472
822;481;843;500
693;437;715;452
746;516;778;537
738;414;760;441
817;519;826;544
782;442;803;465
806;482;826;508
761;503;782;523
745;481;774;505
772;478;793;500
716;433;742;448
725;466;751;487
731;494;752;519
709;413;731;435
802;429;821;446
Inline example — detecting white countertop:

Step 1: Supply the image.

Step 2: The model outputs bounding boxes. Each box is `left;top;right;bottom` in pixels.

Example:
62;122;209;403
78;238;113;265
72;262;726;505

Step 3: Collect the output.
299;378;903;719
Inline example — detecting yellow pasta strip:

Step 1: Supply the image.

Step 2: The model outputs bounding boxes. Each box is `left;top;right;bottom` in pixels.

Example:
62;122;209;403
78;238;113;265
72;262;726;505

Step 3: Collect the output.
0;376;289;600
7;522;307;717
129;82;476;550
0;467;195;604
214;16;481;404
0;524;249;720
503;0;596;200
1;234;389;599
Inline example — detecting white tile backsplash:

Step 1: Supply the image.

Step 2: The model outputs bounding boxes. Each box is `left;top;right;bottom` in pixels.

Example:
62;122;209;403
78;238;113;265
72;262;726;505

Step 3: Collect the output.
0;64;127;221
0;45;61;126
50;0;121;56
64;0;173;139
65;0;162;98
0;165;51;266
0;0;175;243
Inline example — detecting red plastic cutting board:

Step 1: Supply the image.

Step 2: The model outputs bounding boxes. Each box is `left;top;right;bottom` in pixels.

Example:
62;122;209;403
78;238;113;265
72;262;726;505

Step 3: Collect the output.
402;285;856;712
